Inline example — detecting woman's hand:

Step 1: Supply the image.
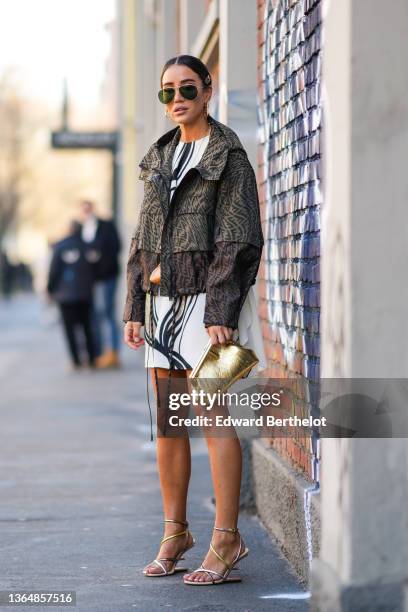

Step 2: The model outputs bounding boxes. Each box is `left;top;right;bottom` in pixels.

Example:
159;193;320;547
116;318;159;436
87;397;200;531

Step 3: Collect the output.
124;321;145;350
206;325;234;345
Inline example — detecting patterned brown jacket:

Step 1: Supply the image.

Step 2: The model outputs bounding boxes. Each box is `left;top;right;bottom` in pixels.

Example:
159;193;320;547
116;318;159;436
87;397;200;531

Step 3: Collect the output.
123;114;264;329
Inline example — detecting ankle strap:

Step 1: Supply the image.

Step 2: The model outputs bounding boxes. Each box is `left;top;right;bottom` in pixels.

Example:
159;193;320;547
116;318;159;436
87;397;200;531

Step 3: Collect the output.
164;518;188;527
213;526;238;533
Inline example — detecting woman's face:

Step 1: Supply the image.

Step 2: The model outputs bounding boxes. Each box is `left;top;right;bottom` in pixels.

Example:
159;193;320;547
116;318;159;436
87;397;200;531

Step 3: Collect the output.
161;64;211;125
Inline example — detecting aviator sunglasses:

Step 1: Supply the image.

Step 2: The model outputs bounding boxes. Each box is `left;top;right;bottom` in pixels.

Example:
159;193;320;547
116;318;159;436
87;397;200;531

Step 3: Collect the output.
157;84;204;104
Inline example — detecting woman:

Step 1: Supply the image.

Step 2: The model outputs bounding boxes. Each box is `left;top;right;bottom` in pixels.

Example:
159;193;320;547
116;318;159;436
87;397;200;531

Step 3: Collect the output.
123;55;264;585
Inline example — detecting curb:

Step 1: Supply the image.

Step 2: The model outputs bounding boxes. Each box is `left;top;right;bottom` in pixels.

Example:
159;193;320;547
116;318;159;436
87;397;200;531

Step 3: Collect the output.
250;438;321;584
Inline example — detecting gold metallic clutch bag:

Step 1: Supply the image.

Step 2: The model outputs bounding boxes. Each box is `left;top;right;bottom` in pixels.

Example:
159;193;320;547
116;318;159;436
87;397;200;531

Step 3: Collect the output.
189;340;259;397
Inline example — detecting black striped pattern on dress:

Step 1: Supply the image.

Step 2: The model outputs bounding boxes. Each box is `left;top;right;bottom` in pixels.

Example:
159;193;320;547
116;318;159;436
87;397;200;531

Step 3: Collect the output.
170;138;210;201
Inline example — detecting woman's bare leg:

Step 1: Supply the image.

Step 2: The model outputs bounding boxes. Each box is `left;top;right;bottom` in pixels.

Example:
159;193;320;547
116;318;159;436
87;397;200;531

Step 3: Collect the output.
144;367;193;575
185;395;245;583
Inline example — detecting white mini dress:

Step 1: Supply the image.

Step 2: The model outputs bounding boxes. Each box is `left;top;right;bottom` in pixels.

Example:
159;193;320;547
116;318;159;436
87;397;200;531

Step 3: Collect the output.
144;132;266;374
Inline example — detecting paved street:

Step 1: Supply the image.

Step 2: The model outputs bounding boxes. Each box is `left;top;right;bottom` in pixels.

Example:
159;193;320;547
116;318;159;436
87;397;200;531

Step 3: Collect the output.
0;295;309;612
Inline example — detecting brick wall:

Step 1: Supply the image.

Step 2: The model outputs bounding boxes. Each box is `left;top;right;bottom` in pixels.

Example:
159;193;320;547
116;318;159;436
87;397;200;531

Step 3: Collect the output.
257;0;322;481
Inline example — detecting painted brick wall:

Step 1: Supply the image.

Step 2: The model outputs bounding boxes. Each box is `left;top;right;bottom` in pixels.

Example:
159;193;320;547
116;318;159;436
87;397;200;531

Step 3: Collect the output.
257;0;322;481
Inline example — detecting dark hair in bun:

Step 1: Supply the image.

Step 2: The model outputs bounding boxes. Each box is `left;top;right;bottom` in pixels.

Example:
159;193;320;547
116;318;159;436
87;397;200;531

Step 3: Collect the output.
160;54;212;88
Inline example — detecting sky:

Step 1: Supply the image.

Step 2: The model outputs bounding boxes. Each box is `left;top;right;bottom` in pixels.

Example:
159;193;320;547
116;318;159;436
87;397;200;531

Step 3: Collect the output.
0;0;116;109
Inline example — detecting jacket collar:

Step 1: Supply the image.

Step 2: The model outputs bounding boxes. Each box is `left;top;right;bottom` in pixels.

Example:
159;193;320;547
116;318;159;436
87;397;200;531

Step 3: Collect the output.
139;115;245;181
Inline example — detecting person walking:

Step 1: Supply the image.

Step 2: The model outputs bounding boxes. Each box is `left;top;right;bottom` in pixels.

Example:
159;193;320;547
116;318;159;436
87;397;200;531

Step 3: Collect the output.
79;200;122;368
123;55;264;585
47;220;96;370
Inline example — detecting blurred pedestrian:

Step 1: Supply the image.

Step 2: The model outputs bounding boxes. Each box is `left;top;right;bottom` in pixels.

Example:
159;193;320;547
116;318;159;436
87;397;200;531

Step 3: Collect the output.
0;251;13;298
79;200;121;369
47;220;96;370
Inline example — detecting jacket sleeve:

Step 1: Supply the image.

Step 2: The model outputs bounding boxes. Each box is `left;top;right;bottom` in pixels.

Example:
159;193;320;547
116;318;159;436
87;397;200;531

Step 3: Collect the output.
122;236;146;323
46;247;61;296
204;148;264;329
108;220;121;255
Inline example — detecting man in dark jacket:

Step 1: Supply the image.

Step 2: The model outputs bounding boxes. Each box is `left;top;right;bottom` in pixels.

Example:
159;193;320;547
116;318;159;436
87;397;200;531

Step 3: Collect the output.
47;221;96;369
79;200;121;368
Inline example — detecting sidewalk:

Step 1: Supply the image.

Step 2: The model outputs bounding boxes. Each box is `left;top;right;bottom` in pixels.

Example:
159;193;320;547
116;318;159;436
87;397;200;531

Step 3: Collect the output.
0;295;309;612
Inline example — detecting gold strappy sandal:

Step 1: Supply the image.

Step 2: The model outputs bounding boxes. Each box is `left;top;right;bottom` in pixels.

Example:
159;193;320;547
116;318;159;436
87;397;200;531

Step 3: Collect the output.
183;526;249;586
143;519;195;577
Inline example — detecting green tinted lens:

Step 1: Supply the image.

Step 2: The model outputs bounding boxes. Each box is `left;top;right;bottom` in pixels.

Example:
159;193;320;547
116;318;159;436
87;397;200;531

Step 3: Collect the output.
158;88;175;104
179;85;198;100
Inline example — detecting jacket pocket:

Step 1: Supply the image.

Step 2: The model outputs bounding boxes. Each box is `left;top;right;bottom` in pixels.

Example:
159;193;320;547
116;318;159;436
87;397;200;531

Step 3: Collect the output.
171;213;214;252
137;211;163;253
176;176;217;215
139;170;163;214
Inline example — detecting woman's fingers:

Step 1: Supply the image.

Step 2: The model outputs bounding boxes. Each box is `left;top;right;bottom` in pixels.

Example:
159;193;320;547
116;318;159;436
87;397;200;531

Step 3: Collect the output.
217;328;227;345
227;327;234;340
207;327;217;345
207;326;234;345
132;326;142;343
124;322;145;350
221;327;234;343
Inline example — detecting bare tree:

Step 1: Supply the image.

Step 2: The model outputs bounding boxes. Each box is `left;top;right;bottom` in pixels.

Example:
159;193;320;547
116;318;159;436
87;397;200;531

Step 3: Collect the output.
0;69;25;246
